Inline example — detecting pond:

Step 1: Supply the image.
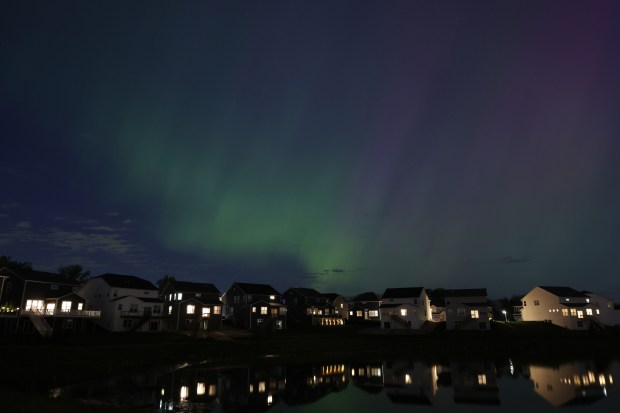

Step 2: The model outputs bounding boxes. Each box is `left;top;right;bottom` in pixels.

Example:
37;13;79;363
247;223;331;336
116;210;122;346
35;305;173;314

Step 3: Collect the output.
50;358;620;412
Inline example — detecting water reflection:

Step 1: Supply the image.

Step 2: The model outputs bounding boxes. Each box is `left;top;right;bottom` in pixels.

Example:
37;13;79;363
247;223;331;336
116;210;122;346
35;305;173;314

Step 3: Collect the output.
50;359;620;411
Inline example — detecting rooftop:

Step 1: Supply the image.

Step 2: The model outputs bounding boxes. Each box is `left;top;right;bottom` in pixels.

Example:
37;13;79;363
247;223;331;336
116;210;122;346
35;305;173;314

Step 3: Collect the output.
381;287;424;299
98;273;158;290
169;280;220;295
538;286;589;298
233;282;280;296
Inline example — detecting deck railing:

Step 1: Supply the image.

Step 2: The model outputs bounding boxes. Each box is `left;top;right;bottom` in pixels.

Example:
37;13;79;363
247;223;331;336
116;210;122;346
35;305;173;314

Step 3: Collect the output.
21;309;101;318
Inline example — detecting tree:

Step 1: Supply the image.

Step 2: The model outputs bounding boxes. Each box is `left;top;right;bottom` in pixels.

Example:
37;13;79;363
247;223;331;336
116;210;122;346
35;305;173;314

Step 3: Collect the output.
0;255;33;272
156;274;176;291
57;264;91;283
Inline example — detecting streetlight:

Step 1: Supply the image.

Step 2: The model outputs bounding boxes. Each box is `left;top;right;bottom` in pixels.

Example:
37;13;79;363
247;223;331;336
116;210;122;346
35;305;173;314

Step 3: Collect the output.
502;309;508;322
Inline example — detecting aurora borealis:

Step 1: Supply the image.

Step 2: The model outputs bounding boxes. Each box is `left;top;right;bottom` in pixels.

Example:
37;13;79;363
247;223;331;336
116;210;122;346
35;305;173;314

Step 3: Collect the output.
2;1;620;298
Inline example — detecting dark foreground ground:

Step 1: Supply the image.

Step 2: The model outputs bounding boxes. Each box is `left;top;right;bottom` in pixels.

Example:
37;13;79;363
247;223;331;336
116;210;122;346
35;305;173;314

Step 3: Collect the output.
2;321;620;412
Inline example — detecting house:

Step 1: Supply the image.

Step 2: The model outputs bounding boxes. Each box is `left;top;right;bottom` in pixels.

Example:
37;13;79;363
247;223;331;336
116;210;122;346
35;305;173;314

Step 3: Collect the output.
444;288;491;330
583;292;620;327
218;366;286;411
0;267;99;336
79;273;162;332
450;361;499;405
282;288;343;326
383;361;438;405
519;286;605;330
160;280;222;332
348;292;381;322
222;282;286;330
323;293;349;320
379;287;432;329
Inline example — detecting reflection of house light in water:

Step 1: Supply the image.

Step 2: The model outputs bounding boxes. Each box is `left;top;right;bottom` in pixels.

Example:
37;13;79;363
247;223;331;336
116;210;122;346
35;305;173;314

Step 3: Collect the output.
161;388;165;396
351;369;355;377
609;374;614;385
249;384;254;393
604;387;608;397
259;381;266;393
197;382;205;396
180;386;188;401
405;374;412;384
371;368;382;377
600;374;606;386
509;359;515;375
209;385;216;396
478;374;487;385
267;394;273;405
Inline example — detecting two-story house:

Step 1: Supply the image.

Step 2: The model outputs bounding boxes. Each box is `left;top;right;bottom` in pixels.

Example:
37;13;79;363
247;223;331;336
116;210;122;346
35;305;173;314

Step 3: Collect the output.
444;288;491;330
160;279;222;332
379;287;432;330
348;292;381;322
79;273;162;332
222;282;286;330
282;288;342;326
323;293;349;320
520;286;602;330
0;267;99;336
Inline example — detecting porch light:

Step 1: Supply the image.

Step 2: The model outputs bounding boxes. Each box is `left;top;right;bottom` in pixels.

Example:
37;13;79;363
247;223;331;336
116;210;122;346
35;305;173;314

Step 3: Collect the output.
269;295;275;300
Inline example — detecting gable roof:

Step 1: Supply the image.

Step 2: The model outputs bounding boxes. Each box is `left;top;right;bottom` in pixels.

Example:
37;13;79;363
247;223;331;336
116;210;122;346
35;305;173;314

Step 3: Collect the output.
286;287;324;299
170;280;220;295
382;287;424;299
444;288;487;298
98;273;157;290
323;293;343;301
538;286;589;298
233;282;280;296
353;292;380;302
0;267;76;285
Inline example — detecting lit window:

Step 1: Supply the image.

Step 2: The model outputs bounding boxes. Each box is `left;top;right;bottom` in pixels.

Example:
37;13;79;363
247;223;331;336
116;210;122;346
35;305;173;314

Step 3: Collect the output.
178;293;183;300
180;386;188;401
596;309;600;314
577;310;584;319
586;308;593;316
400;309;408;317
261;306;268;315
478;374;487;385
471;310;479;319
187;304;195;314
349;311;353;316
197;382;205;395
586;298;590;303
202;307;211;317
77;303;83;310
562;309;568;317
208;385;216;396
570;308;577;316
252;307;256;313
356;310;363;317
267;395;273;405
168;306;172;315
405;374;412;384
61;301;72;312
259;381;266;393
269;295;275;300
340;303;344;308
565;298;570;302
369;310;378;317
214;306;221;314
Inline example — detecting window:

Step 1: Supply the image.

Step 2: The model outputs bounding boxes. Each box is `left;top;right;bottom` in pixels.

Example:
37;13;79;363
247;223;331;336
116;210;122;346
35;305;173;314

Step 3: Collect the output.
349;311;353;316
471;310;479;319
61;301;72;312
479;322;487;329
196;293;201;297
356;310;363;317
214;306;221;314
586;308;593;316
478;374;487;385
570;308;577;316
271;308;278;316
269;295;275;300
118;304;123;311
129;304;138;313
202;307;210;317
400;309;408;317
51;284;58;290
413;298;418;305
252;306;256;313
168;306;172;315
577;321;584;327
457;308;466;317
186;304;195;314
261;306;268;315
153;305;161;314
26;300;44;311
113;290;118;297
177;293;183;300
577;310;584;319
523;301;527;306
123;319;133;329
77;303;83;310
562;309;568;317
279;307;286;315
369;310;378;317
596;309;600;315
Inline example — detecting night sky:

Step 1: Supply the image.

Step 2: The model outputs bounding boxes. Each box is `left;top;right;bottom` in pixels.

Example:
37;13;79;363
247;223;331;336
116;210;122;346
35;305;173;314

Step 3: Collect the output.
2;1;620;299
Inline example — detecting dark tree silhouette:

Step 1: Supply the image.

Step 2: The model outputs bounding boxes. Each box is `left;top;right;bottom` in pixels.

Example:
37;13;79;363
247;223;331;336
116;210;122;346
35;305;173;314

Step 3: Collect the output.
156;274;176;291
0;255;33;272
57;264;91;283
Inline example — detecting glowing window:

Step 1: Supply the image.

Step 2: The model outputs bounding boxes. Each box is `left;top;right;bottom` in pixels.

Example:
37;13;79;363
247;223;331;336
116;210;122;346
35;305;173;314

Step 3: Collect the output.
279;307;286;315
209;384;216;396
214;306;221;314
261;306;268;315
562;309;568;316
400;309;408;317
77;303;83;310
570;309;577;316
258;381;266;393
186;304;195;314
178;293;183;300
180;386;188;401
168;306;172;315
202;307;210;317
61;301;72;312
577;310;584;319
252;306;256;312
356;310;363;317
586;308;593;316
478;374;487;385
405;374;412;384
197;382;205;395
471;310;479;319
596;309;600;314
269;295;275;300
369;310;378;317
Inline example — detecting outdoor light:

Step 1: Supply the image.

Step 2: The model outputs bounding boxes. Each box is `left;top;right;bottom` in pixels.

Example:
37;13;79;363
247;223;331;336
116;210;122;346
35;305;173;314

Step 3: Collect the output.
502;309;508;322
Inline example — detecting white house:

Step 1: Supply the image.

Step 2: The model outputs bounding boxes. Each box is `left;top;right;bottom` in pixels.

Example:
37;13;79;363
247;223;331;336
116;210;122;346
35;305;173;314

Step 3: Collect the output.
444;289;491;331
379;287;432;329
584;292;620;327
79;273;162;332
520;286;612;330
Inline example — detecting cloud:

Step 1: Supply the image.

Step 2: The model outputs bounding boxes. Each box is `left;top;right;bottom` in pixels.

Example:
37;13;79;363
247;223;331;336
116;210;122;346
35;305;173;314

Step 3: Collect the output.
0;213;8;218
331;268;346;273
499;256;531;264
122;219;133;224
53;216;65;221
84;226;116;232
106;212;119;217
16;221;31;229
1;203;20;209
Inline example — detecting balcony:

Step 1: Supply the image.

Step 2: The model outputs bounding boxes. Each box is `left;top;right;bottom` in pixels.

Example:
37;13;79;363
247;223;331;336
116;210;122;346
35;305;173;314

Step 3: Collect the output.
21;309;101;318
120;310;164;318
